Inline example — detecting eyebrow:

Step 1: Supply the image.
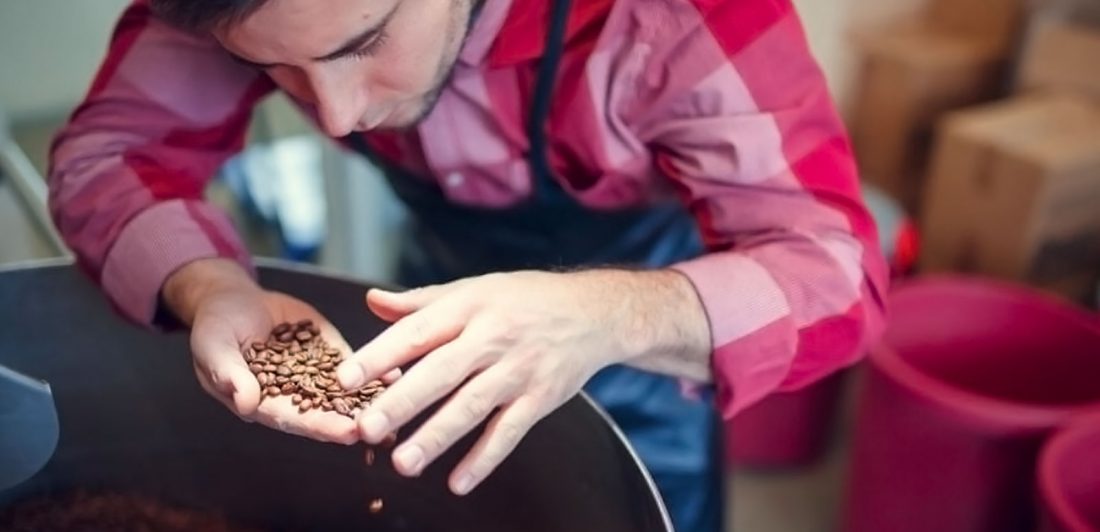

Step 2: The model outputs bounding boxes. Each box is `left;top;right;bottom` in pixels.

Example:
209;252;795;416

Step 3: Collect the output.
228;8;396;69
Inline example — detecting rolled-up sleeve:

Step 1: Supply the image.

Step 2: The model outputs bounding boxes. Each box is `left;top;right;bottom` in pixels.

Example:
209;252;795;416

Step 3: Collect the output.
635;0;889;418
48;0;274;326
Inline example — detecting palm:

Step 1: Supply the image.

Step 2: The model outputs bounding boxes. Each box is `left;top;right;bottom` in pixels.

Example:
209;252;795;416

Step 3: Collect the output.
190;289;360;444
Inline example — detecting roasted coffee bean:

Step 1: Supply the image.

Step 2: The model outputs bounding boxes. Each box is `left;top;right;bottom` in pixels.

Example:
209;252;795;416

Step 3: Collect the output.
277;332;293;342
243;322;388;421
369;499;383;514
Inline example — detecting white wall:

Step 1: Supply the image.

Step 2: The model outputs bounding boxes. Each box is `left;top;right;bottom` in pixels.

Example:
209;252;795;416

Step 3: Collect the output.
0;1;131;121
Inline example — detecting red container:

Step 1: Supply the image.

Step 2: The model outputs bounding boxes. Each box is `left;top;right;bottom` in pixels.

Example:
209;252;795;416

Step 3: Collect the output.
1038;416;1100;532
841;276;1100;532
726;370;847;469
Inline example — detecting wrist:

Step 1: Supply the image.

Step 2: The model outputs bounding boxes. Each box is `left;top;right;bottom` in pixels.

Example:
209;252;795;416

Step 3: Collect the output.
589;269;712;364
161;258;259;326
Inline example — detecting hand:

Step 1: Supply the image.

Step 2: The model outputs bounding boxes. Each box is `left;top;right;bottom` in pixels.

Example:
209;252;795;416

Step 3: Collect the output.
335;269;711;495
163;258;394;444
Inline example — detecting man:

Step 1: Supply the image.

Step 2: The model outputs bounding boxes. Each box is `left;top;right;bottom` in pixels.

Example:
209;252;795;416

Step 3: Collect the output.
48;0;888;530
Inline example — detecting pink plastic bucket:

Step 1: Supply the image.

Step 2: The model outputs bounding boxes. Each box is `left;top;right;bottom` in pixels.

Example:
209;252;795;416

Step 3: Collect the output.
726;371;847;469
1038;416;1100;532
841;276;1100;532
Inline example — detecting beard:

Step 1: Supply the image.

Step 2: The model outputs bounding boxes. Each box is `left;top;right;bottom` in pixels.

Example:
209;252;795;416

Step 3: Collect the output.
378;0;480;131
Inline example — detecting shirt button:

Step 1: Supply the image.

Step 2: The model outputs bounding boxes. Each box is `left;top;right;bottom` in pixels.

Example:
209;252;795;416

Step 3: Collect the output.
446;172;464;188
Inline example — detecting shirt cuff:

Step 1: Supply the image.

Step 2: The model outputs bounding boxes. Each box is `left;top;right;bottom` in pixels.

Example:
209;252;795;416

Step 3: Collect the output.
101;199;254;328
671;252;798;418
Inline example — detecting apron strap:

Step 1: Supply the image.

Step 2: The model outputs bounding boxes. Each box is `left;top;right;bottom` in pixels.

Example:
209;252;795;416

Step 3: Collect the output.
526;0;573;198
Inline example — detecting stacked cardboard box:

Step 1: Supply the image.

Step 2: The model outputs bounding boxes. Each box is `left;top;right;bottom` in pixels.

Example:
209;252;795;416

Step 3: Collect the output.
921;95;1100;303
1017;18;1100;101
849;0;1025;213
927;0;1027;51
921;18;1100;304
850;24;1007;212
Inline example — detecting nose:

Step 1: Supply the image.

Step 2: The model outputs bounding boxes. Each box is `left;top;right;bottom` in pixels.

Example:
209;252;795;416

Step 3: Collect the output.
303;69;365;137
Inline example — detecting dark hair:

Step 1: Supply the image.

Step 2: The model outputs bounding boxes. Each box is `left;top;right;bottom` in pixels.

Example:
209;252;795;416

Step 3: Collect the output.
149;0;269;32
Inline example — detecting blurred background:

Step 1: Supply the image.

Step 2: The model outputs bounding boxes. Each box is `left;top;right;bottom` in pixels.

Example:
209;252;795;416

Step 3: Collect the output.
1;1;1098;531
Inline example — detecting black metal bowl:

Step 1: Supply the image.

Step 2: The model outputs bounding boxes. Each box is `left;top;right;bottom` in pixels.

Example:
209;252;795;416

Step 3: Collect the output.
0;260;671;531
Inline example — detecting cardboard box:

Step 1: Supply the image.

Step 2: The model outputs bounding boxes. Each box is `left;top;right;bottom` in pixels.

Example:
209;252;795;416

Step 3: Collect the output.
927;0;1027;51
921;94;1100;303
1017;18;1100;102
850;23;1009;213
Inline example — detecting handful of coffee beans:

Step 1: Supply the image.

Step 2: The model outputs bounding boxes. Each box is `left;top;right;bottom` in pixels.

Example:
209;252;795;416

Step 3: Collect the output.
242;319;385;418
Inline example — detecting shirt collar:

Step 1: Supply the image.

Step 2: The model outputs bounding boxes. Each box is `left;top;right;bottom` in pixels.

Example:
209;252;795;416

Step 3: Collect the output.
459;0;615;68
457;0;515;67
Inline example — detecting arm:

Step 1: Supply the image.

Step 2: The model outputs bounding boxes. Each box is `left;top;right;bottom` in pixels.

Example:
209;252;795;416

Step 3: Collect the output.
48;0;273;327
632;0;889;418
47;2;370;444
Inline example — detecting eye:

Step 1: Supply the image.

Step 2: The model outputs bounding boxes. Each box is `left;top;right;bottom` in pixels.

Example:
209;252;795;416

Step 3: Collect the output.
350;30;389;60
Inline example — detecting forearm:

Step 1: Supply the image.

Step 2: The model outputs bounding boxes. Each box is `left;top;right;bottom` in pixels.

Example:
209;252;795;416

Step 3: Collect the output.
589;269;713;383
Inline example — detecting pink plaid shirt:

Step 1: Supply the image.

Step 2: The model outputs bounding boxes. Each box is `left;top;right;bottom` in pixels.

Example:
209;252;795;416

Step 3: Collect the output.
48;0;888;418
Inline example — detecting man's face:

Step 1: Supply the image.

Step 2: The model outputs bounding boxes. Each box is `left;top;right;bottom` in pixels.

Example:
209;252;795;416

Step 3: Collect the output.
215;0;474;135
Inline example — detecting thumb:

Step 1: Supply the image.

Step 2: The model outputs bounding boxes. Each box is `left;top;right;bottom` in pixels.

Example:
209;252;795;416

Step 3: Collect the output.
193;330;262;417
366;283;454;321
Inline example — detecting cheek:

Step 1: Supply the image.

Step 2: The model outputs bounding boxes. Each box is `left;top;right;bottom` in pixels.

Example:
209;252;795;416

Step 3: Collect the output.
372;2;456;93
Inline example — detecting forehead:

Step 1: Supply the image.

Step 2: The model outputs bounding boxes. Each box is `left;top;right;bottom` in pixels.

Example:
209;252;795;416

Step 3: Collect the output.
218;0;391;56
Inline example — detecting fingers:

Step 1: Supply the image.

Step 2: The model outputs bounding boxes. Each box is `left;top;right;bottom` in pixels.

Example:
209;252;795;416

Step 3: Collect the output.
449;396;543;496
380;367;403;384
366;283;452;322
389;363;521;477
191;326;263;416
355;333;487;444
336;303;467;390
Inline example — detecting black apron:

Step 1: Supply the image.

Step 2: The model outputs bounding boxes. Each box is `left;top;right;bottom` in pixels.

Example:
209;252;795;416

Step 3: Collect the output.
345;1;724;529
